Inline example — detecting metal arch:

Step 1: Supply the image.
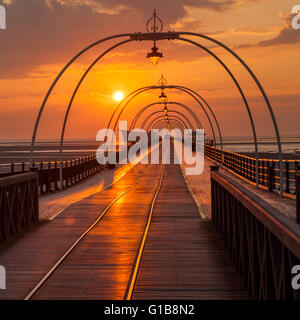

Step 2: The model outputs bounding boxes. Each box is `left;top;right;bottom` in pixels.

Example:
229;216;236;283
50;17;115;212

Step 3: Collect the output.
106;86;155;136
140;110;195;131
156;122;185;133
153;120;186;134
51;50;223;183
168;87;221;165
146;115;189;132
113;87;211;135
156;122;186;133
111;86;219;164
108;86;219;149
131;102;201;130
111;87;218;150
62;87;151;188
169;88;220;163
170;86;222;149
176;38;259;187
177;31;283;195
129;101;202;131
29;33;132;166
30;29;282;193
145;114;190;132
152;119;186;132
58;39;134;188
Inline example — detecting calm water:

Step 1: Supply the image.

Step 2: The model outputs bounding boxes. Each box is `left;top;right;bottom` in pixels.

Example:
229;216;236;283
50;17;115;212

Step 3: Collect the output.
0;136;300;166
216;135;300;154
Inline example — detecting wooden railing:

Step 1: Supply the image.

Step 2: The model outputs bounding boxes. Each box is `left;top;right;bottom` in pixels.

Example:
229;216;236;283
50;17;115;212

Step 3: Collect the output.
0;169;39;241
36;155;104;194
0;155;105;194
205;144;299;196
211;166;300;300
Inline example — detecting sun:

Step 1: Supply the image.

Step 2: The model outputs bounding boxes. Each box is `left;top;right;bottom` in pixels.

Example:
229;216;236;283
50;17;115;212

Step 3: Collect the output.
113;91;124;101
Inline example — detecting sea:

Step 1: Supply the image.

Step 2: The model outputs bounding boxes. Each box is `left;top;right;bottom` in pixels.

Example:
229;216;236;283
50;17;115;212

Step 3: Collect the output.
0;135;300;172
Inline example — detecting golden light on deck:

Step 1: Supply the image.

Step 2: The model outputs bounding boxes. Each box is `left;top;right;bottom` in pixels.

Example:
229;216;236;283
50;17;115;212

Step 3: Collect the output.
113;91;124;101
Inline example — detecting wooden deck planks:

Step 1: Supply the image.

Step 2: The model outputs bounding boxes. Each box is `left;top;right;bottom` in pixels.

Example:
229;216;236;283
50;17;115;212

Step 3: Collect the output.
31;164;163;299
0;143;251;300
0;164;160;299
132;163;250;300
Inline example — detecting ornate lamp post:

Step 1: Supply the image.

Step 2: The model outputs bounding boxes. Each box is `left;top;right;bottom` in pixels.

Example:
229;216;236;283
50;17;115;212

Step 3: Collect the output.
146;9;163;65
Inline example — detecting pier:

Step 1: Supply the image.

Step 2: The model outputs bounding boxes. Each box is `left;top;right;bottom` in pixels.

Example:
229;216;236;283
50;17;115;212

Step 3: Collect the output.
0;9;300;301
0;143;299;300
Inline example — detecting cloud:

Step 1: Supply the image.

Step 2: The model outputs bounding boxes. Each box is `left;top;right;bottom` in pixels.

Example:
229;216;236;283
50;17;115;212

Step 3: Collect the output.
0;0;241;78
257;13;300;47
169;17;203;31
58;0;239;20
232;12;300;50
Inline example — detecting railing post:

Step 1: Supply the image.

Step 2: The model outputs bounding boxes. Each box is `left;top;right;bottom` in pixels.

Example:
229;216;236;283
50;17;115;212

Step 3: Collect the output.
267;164;274;192
39;162;44;194
46;162;51;193
55;161;58;190
285;161;290;194
210;165;219;224
29;167;39;222
296;171;300;224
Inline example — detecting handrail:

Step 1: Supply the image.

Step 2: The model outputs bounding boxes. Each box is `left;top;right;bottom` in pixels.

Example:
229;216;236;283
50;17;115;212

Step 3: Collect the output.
0;171;38;187
211;168;300;299
204;144;298;195
212;170;300;258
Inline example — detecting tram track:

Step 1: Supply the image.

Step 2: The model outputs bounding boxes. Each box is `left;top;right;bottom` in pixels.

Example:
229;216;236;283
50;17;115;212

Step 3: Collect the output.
124;164;165;300
24;163;165;300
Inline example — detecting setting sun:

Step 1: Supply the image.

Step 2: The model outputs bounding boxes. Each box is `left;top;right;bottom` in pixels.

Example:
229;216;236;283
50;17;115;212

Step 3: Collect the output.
113;91;124;101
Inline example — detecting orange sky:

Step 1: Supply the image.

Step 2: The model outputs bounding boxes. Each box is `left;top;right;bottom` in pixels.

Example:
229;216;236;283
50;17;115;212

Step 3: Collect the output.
0;0;299;140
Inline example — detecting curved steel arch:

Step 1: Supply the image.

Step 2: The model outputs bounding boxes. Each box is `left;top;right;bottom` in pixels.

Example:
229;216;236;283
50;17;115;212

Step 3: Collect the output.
140;109;194;131
130;101;201;131
169;87;221;148
178;32;282;191
152;119;186;132
30;30;282;193
110;86;219;164
112;87;217;146
176;38;259;186
29;33;133;165
145;114;190;132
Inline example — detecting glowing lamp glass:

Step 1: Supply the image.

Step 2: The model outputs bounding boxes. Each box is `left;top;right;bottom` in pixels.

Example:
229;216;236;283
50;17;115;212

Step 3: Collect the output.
150;56;160;65
146;45;163;65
